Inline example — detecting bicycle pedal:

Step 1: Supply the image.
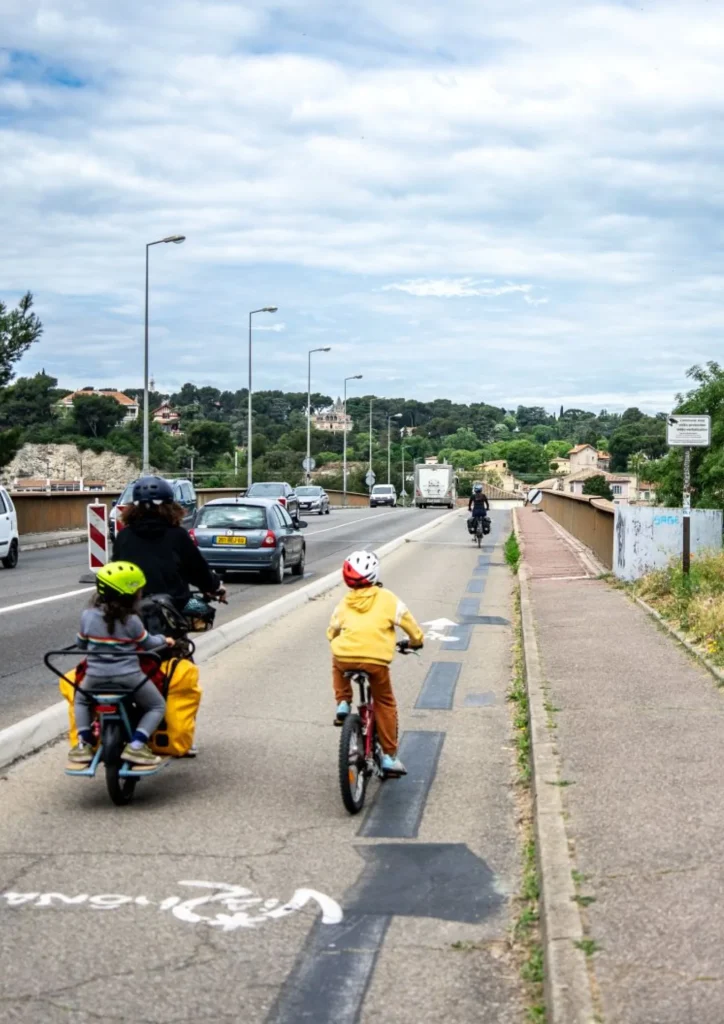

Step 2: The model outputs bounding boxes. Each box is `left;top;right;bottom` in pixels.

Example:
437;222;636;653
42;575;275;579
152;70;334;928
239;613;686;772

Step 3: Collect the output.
382;769;407;779
333;716;346;727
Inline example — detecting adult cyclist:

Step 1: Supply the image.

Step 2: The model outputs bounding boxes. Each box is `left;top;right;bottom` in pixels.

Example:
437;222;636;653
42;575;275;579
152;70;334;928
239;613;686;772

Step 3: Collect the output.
467;483;490;534
113;476;226;611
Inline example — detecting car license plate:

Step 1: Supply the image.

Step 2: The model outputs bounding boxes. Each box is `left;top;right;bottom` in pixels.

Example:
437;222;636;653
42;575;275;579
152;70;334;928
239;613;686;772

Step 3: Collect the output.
214;536;246;545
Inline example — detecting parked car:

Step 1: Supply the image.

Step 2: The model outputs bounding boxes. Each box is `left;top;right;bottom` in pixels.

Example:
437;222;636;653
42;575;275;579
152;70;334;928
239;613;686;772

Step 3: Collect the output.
110;478;197;539
245;482;299;523
0;485;19;569
190;498;306;584
296;485;330;516
370;484;397;508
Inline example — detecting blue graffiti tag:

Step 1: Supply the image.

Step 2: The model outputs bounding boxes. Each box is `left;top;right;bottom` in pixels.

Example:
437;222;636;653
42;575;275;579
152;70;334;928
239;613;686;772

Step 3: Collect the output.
653;515;680;526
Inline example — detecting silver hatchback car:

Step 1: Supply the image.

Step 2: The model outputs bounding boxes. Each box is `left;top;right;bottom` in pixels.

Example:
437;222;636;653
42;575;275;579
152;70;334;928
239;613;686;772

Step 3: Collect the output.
191;498;307;584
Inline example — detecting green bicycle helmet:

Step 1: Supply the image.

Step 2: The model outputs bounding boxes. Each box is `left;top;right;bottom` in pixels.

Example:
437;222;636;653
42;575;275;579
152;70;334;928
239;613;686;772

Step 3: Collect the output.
96;561;147;598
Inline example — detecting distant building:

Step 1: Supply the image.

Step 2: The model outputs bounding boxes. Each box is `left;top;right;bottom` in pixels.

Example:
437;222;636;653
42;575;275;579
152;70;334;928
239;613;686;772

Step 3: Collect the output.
476;459;524;493
153;401;182;435
568;444;611;474
548;457;571;476
424;455;439;465
57;388;139;424
312;398;353;433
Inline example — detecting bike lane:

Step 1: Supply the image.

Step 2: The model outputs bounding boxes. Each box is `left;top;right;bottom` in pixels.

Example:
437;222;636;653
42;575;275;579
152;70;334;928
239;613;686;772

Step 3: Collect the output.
0;510;525;1024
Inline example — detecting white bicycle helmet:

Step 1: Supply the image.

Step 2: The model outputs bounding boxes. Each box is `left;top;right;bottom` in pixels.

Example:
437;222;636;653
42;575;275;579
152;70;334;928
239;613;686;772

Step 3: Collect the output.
342;550;380;588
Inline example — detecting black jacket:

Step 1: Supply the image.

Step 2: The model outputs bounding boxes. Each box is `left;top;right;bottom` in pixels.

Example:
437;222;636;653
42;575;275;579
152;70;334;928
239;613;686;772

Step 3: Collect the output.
468;493;490;513
113;517;219;607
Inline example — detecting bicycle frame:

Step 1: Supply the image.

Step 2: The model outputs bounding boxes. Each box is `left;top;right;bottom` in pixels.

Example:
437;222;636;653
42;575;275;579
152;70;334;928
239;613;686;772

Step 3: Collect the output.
348;672;379;769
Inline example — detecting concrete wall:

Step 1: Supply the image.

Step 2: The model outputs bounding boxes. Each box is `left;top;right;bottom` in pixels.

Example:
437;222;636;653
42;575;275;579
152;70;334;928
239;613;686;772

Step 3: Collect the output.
540;490;615;569
613;506;723;581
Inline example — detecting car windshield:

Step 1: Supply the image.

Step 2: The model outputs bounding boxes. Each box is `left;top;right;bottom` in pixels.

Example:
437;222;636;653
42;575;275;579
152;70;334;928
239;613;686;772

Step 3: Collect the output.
248;483;284;496
373;486;394;494
118;483;135;505
297;487;322;496
196;505;267;530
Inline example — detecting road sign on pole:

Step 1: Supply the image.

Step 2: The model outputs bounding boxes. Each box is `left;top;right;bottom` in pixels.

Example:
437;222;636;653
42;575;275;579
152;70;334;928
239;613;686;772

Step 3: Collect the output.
365;470;376;488
666;414;711;447
302;457;316;472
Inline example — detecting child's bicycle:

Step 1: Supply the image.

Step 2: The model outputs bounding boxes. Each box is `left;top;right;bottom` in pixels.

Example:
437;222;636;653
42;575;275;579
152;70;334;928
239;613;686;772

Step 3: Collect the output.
337;639;417;815
43;646;187;807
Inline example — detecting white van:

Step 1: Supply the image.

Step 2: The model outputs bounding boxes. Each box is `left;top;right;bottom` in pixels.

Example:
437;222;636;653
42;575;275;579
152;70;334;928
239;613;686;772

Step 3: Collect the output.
370;484;397;508
0;485;19;569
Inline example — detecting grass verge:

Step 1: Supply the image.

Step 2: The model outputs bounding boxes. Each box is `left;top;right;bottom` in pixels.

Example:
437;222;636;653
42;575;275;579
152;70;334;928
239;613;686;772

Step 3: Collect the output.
505;531;521;574
631;550;724;668
509;590;546;1021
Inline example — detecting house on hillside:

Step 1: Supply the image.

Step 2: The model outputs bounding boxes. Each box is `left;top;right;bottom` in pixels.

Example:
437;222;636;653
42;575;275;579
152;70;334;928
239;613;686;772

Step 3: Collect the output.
568;444;611;474
548;456;571;476
153;401;182;435
477;459;524;493
56;388;139;424
312;398;353;433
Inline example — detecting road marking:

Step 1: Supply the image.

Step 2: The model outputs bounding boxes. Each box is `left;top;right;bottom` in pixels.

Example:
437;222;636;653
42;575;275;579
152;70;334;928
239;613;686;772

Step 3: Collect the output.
0;587;94;616
358;730;445;840
306;510;415;538
415;662;461;710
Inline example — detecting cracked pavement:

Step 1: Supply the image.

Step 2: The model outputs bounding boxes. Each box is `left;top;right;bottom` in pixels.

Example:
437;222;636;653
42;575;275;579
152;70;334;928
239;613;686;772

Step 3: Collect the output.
0;512;525;1023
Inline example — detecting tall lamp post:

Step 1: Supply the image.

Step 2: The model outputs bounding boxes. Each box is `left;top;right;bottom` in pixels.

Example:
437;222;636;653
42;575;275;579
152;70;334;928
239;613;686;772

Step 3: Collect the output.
343;374;363;508
306;347;331;484
401;442;410;507
388;413;402;484
144;234;185;474
368;398;374;492
247;306;278;491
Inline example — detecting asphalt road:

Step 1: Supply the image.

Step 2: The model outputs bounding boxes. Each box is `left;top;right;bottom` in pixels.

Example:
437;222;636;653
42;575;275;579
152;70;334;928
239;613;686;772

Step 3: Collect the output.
0;507;447;729
0;510;524;1024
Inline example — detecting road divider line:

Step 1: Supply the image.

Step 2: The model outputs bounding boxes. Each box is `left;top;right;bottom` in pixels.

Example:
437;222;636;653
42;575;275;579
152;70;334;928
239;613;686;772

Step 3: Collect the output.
0;509;459;772
304;509;415;537
0;588;94;616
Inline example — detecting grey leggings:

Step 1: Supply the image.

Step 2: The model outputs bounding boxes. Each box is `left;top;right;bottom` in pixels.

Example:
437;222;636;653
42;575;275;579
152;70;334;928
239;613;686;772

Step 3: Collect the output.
75;675;166;740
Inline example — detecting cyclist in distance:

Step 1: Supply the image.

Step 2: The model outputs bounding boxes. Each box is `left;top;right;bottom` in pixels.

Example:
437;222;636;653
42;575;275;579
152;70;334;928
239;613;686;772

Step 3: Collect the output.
113;476;225;611
327;550;424;775
468;482;490;532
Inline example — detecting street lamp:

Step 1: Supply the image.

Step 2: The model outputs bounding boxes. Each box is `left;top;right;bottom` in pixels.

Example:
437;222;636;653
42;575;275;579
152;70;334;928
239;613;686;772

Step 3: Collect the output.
401;442;410;508
388;413;403;485
143;234;185;474
368;397;374;493
343;374;363;508
306;347;331;484
247;306;278;491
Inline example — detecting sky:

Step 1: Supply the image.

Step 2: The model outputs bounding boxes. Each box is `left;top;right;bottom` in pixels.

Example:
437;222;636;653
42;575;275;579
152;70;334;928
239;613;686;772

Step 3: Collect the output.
2;0;724;414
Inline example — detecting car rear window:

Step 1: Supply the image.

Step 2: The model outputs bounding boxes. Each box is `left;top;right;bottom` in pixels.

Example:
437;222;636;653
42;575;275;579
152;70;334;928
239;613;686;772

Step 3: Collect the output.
248;483;284;496
297;487;322;496
118;483;135;505
197;505;267;530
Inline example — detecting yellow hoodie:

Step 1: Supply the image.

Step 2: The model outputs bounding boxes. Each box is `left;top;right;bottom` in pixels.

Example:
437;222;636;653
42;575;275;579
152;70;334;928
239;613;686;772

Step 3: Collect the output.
327;586;424;666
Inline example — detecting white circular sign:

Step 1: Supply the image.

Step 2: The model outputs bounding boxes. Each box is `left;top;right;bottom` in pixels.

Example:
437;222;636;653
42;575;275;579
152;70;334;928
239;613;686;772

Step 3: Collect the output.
528;488;543;505
302;457;316;471
365;470;376;487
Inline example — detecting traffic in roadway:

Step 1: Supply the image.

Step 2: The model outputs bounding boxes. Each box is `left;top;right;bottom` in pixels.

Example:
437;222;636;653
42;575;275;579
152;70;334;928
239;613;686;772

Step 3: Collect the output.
0;507;448;729
0;509;524;1024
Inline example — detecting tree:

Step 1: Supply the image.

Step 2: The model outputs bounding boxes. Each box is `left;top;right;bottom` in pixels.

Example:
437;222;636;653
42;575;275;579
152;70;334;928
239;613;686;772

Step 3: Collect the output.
0;372;60;429
184;421;233;465
501;439;548;476
0;428;22;470
609;416;666;471
516;406;551;429
583;475;614;500
72;394;126;438
0;293;43;389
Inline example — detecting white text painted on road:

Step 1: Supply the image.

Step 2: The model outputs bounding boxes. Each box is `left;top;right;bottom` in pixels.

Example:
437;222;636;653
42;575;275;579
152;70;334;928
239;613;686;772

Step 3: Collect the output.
1;880;343;932
0;588;94;617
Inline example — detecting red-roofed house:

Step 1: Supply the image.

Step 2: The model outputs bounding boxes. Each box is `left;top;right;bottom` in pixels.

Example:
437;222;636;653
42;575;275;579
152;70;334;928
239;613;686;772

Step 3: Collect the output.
568;444;611;474
57;388;139;424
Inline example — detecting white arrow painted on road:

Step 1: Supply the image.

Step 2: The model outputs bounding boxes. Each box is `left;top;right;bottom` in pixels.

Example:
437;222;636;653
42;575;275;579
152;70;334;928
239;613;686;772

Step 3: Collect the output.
422;618;458;630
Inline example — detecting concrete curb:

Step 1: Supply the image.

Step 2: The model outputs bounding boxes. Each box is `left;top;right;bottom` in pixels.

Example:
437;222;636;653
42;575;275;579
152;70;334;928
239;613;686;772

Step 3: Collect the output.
634;596;724;686
21;534;85;552
513;510;596;1024
0;509;459;772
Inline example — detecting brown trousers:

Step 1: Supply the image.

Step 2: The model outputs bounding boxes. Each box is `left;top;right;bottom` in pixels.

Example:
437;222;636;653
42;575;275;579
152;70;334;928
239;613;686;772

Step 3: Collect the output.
332;658;398;756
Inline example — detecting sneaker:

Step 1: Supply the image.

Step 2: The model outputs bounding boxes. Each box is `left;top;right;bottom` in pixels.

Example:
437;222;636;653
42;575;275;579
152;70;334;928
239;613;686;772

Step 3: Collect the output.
68;743;93;765
381;753;407;775
334;701;351;724
183;743;198;758
121;743;162;767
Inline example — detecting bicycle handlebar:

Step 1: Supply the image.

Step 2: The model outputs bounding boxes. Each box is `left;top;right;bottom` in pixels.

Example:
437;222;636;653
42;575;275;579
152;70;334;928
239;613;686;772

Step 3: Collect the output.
396;639;422;656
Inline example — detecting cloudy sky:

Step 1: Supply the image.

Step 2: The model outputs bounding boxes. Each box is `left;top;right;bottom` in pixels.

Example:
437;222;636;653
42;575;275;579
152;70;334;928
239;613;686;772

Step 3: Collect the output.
2;0;723;413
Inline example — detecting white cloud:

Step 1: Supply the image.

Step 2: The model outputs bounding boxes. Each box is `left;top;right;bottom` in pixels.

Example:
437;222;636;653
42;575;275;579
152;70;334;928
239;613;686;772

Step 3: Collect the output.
383;278;534;298
254;322;287;333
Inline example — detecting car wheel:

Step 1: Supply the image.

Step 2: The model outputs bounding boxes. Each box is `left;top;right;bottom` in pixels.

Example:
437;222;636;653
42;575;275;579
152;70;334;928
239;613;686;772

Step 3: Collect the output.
268;552;285;584
291;545;306;577
2;540;18;569
325;507;330;515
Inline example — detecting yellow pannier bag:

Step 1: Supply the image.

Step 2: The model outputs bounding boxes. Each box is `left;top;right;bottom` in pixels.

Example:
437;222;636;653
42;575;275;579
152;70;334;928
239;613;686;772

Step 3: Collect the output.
59;658;202;757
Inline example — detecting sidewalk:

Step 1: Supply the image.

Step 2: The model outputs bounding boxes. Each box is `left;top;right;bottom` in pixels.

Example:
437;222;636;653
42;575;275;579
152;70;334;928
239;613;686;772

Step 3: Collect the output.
20;529;85;552
517;506;724;1023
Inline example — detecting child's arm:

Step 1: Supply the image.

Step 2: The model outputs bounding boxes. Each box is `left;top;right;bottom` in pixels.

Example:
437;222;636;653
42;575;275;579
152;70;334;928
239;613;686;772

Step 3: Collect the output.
326;603;343;643
76;610;90;650
128;615;167;651
393;597;425;648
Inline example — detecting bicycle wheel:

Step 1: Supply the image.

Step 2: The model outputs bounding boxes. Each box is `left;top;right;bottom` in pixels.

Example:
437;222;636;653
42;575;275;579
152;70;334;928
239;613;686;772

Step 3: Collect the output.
102;722;137;806
339;714;367;814
476;526;482;548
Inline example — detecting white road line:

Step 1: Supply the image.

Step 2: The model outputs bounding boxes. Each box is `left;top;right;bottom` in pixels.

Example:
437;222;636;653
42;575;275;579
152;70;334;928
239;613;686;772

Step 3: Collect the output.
306;510;416;537
0;588;94;616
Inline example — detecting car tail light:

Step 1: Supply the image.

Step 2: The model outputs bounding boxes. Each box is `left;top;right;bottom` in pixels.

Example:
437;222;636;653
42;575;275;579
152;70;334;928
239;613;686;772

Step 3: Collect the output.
189;528;198;546
262;530;277;548
278;497;287;506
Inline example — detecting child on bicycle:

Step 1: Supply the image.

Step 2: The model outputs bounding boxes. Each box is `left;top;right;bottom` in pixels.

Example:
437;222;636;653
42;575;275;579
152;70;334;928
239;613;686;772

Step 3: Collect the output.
68;561;173;768
327;550;424;775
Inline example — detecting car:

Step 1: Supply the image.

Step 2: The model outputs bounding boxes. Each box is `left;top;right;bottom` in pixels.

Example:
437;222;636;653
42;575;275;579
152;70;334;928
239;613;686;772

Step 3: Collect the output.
110;478;197;539
0;485;19;569
370;484;397;508
190;498;306;584
245;482;299;523
296;485;330;516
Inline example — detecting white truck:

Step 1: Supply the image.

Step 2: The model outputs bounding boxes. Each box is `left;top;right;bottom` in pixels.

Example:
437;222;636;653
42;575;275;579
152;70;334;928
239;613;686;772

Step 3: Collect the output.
414;463;457;509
